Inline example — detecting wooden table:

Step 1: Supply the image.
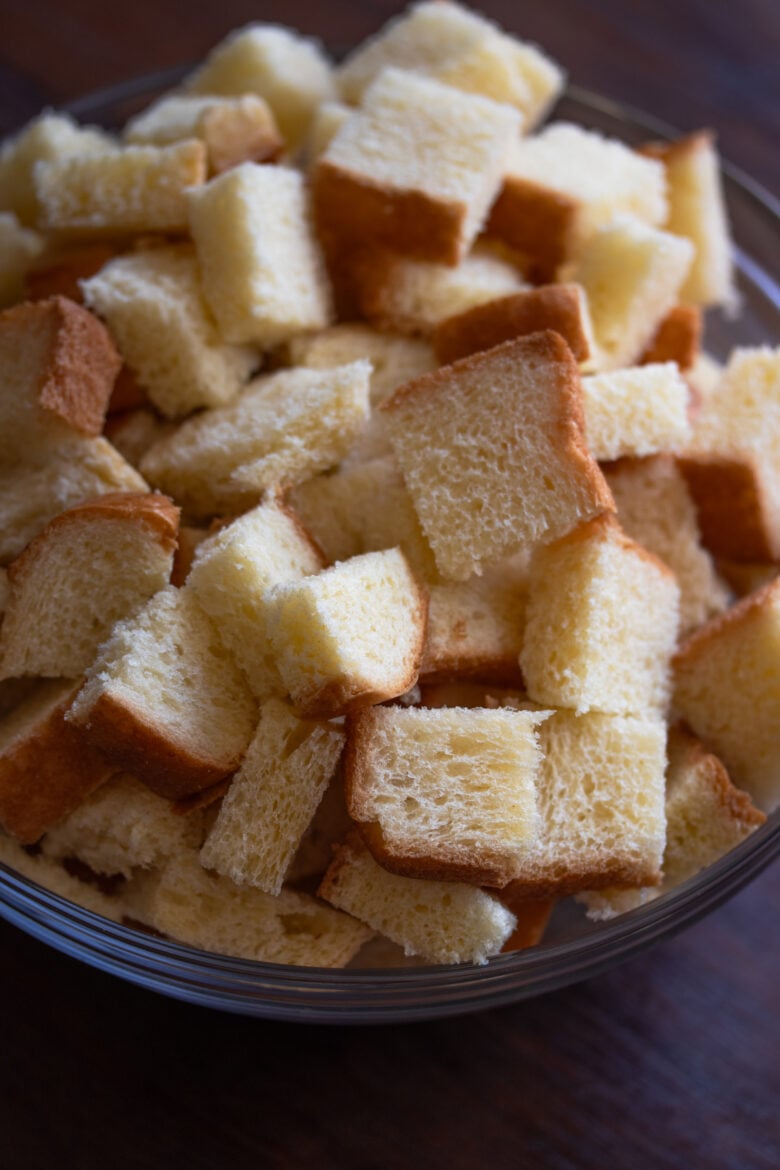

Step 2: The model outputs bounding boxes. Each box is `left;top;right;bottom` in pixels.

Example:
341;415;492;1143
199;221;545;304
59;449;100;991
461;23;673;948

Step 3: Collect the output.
1;3;778;1167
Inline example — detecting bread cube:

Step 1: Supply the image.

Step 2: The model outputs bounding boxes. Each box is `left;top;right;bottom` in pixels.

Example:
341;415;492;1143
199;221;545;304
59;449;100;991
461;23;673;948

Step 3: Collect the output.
0;296;121;462
185;23;336;149
36;141;207;235
0;680;115;843
575;218;694;370
267;548;427;717
336;1;563;128
140;362;370;519
42;773;204;878
187;164;332;348
0;437;147;565
434;283;595;366
0;213;43;307
135;850;372;966
488;124;667;280
673;577;780;812
313;68;521;265
68;585;258;800
0;492;179;680
200;698;345;894
520;514;680;715
303;101;352;165
318;830;516;965
641;132;734;307
186;498;324;698
346;704;547;886
0;831;123;921
605;456;730;636
582;362;692;461
104;409;176;470
640;304;701;371
382;332;614;581
125;94;283;173
0;112;113;226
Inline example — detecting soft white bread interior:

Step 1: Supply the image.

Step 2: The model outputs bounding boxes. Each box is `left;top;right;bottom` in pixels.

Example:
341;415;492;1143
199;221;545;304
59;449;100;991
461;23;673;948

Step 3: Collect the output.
582;362;692;461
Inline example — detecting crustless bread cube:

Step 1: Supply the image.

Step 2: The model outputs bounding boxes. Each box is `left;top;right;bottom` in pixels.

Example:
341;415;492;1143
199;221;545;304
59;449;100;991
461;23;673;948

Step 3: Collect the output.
582;362;692;461
285;325;436;408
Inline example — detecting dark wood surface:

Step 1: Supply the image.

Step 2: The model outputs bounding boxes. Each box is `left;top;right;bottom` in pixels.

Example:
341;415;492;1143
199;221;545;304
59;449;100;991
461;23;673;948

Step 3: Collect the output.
1;2;779;1167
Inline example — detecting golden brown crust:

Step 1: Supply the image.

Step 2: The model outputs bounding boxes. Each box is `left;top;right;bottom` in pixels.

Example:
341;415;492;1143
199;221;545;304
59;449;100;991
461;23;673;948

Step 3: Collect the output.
70;688;240;801
715;559;779;598
673;575;780;673
419;650;524;687
668;724;767;830
639;129;715;167
433;284;593;366
172;776;232;814
497;894;555;952
107;367;150;414
313;157;467;266
201;100;285;174
25;243;120;304
640;304;701;371
486;176;578;282
170;524;209;587
500;856;663;902
678;452;778;561
540;511;677;582
0;684;116;843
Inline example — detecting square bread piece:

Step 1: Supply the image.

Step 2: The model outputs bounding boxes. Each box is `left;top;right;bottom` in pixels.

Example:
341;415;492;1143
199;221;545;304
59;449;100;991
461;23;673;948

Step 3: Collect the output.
641;132;734;308
0;680;116;844
200;697;345;895
500;707;668;898
124;94;283;173
82;245;258;419
313;68;521;266
582;362;692;462
673;577;780;812
382;332;614;581
318;829;516;965
487;123;667;280
266;548;427;718
186;497;324;699
680;347;780;561
140;362;370;519
0;295;121;463
575;217;694;370
345;704;547;887
187;164;332;348
35;141;207;235
520;514;680;716
336;1;563;128
67;585;258;801
184;23;336;149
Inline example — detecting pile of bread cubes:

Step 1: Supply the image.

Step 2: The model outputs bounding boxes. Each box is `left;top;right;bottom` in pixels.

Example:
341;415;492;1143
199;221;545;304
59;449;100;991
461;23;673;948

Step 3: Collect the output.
0;1;776;968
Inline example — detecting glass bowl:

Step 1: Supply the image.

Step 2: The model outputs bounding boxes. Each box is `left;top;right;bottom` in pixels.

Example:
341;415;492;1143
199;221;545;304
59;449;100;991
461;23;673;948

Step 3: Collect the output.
0;76;778;1023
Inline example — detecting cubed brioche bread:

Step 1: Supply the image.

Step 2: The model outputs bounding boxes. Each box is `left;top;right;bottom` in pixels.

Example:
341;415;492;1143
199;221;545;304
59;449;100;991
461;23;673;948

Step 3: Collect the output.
0;680;115;843
0;112;114;227
604;456;730;635
336;2;563;128
184;23;336;149
140;362;370;519
433;283;595;367
133;849;372;966
284;325;436;408
35;141;207;235
680;347;780;561
0;830;124;921
187;164;332;348
0;212;43;307
67;585;258;800
0;437;147;565
104;409;177;470
318;829;516;964
354;244;528;337
421;557;528;682
582;362;692;461
81;245;258;419
0;492;179;679
266;548;427;718
688;351;724;401
579;725;766;920
42;772;204;878
382;333;614;581
199;697;345;895
520;514;680;716
345;705;548;886
313;68;521;265
487;123;667;280
125;93;283;173
185;497;325;698
0;295;121;461
673;577;780;812
640;304;701;371
641;132;734;308
303;101;352;165
575;217;694;371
